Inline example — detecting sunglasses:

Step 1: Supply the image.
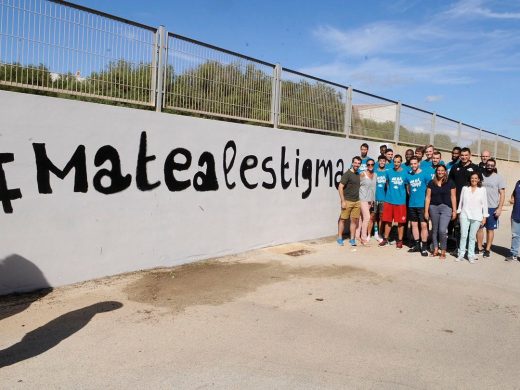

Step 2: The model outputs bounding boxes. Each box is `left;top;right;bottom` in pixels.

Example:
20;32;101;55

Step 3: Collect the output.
367;163;375;166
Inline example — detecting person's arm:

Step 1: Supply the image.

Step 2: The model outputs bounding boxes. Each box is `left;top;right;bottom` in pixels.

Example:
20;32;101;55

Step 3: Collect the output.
495;188;505;217
457;187;465;213
424;187;431;220
450;187;457;220
338;180;347;207
481;188;488;225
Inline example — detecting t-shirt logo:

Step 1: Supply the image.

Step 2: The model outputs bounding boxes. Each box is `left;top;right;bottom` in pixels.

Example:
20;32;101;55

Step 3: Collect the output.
409;178;422;190
391;177;404;186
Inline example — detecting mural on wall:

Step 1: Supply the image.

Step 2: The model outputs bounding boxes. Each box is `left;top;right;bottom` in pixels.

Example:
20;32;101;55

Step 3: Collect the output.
0;131;346;214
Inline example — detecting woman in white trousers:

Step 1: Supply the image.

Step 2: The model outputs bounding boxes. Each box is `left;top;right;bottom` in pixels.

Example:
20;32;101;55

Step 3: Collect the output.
456;172;488;263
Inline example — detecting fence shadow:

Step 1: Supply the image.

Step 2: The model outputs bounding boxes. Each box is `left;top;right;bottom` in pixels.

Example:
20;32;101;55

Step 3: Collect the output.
491;244;510;257
0;254;52;321
0;301;123;368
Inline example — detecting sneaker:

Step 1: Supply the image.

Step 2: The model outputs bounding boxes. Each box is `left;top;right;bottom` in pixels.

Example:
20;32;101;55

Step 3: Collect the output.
482;250;491;258
407;246;420;253
468;256;477;264
455;256;464;262
336;238;344;246
396;240;403;249
378;239;389;247
373;233;380;242
475;248;481;255
505;255;517;262
421;249;429;257
349;239;357;247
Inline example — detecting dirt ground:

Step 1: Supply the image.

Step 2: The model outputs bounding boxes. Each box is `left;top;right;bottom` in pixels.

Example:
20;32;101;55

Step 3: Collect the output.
1;214;520;389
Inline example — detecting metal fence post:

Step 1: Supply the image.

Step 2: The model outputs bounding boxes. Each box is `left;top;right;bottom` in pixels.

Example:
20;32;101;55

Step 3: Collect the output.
344;86;353;137
430;113;436;145
271;64;282;128
155;25;166;113
394;102;401;144
151;29;159;107
508;138;512;161
494;133;498;158
478;128;482;156
457;121;462;145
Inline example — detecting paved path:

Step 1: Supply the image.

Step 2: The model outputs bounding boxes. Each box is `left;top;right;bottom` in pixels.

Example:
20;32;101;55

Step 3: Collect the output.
1;211;520;389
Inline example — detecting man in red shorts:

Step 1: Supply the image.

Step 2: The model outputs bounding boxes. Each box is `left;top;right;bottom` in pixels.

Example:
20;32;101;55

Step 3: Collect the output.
379;155;408;249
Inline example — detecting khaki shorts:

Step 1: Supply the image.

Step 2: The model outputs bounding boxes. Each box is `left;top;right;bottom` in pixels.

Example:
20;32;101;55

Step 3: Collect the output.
340;200;361;220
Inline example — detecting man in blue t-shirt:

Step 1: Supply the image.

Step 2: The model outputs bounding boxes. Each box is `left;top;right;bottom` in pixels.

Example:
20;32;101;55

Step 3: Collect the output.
385;149;394;169
406;156;431;256
374;155;387;242
419;145;434;170
379;154;408;249
423;151;445;181
446;146;461;173
358;142;373;173
505;179;520;261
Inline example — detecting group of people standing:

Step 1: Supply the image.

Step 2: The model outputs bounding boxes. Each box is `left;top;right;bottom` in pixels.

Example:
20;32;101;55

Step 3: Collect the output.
337;142;520;263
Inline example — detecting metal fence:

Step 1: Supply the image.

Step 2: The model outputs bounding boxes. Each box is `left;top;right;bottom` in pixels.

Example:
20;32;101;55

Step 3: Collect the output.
0;0;157;105
0;0;518;161
279;69;346;134
163;33;275;124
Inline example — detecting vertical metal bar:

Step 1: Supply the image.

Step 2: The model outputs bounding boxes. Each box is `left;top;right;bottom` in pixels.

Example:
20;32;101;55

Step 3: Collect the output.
494;133;498;158
344;86;353;137
508;138;512;161
457;121;462;146
478;128;482;156
430;113;436;145
155;25;166;112
394;101;401;143
150;28;158;106
270;63;281;128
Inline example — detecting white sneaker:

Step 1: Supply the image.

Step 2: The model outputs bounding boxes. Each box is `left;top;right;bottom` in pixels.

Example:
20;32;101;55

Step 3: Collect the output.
468;256;476;264
455;256;464;262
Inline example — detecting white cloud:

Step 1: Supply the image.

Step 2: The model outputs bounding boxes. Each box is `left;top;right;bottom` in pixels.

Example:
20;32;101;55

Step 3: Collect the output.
307;2;520;90
426;95;443;102
445;0;520;20
313;24;408;58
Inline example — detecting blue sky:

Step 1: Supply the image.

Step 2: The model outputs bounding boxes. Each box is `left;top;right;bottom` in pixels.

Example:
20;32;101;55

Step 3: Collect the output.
73;0;520;139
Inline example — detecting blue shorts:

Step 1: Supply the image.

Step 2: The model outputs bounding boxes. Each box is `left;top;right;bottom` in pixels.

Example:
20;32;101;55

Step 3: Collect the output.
483;208;499;230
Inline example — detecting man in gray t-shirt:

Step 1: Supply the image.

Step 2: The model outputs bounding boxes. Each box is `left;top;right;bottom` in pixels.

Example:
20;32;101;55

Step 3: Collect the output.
477;158;506;257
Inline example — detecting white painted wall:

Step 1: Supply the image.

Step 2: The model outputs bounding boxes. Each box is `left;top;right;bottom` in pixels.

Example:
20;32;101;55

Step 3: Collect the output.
0;90;379;294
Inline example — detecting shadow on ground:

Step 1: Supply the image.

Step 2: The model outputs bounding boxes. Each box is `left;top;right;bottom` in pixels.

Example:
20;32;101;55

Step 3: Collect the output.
491;244;510;257
0;254;52;320
0;301;123;368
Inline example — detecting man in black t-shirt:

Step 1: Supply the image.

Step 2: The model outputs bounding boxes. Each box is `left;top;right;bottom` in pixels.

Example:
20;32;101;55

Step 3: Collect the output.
447;147;480;252
478;150;491;171
448;147;480;205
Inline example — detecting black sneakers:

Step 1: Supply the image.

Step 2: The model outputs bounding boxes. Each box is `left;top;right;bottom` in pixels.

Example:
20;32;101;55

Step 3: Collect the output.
482;250;491;258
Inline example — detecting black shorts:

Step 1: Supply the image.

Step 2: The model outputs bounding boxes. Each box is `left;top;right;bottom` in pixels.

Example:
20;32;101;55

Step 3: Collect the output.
374;201;384;217
408;207;426;223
